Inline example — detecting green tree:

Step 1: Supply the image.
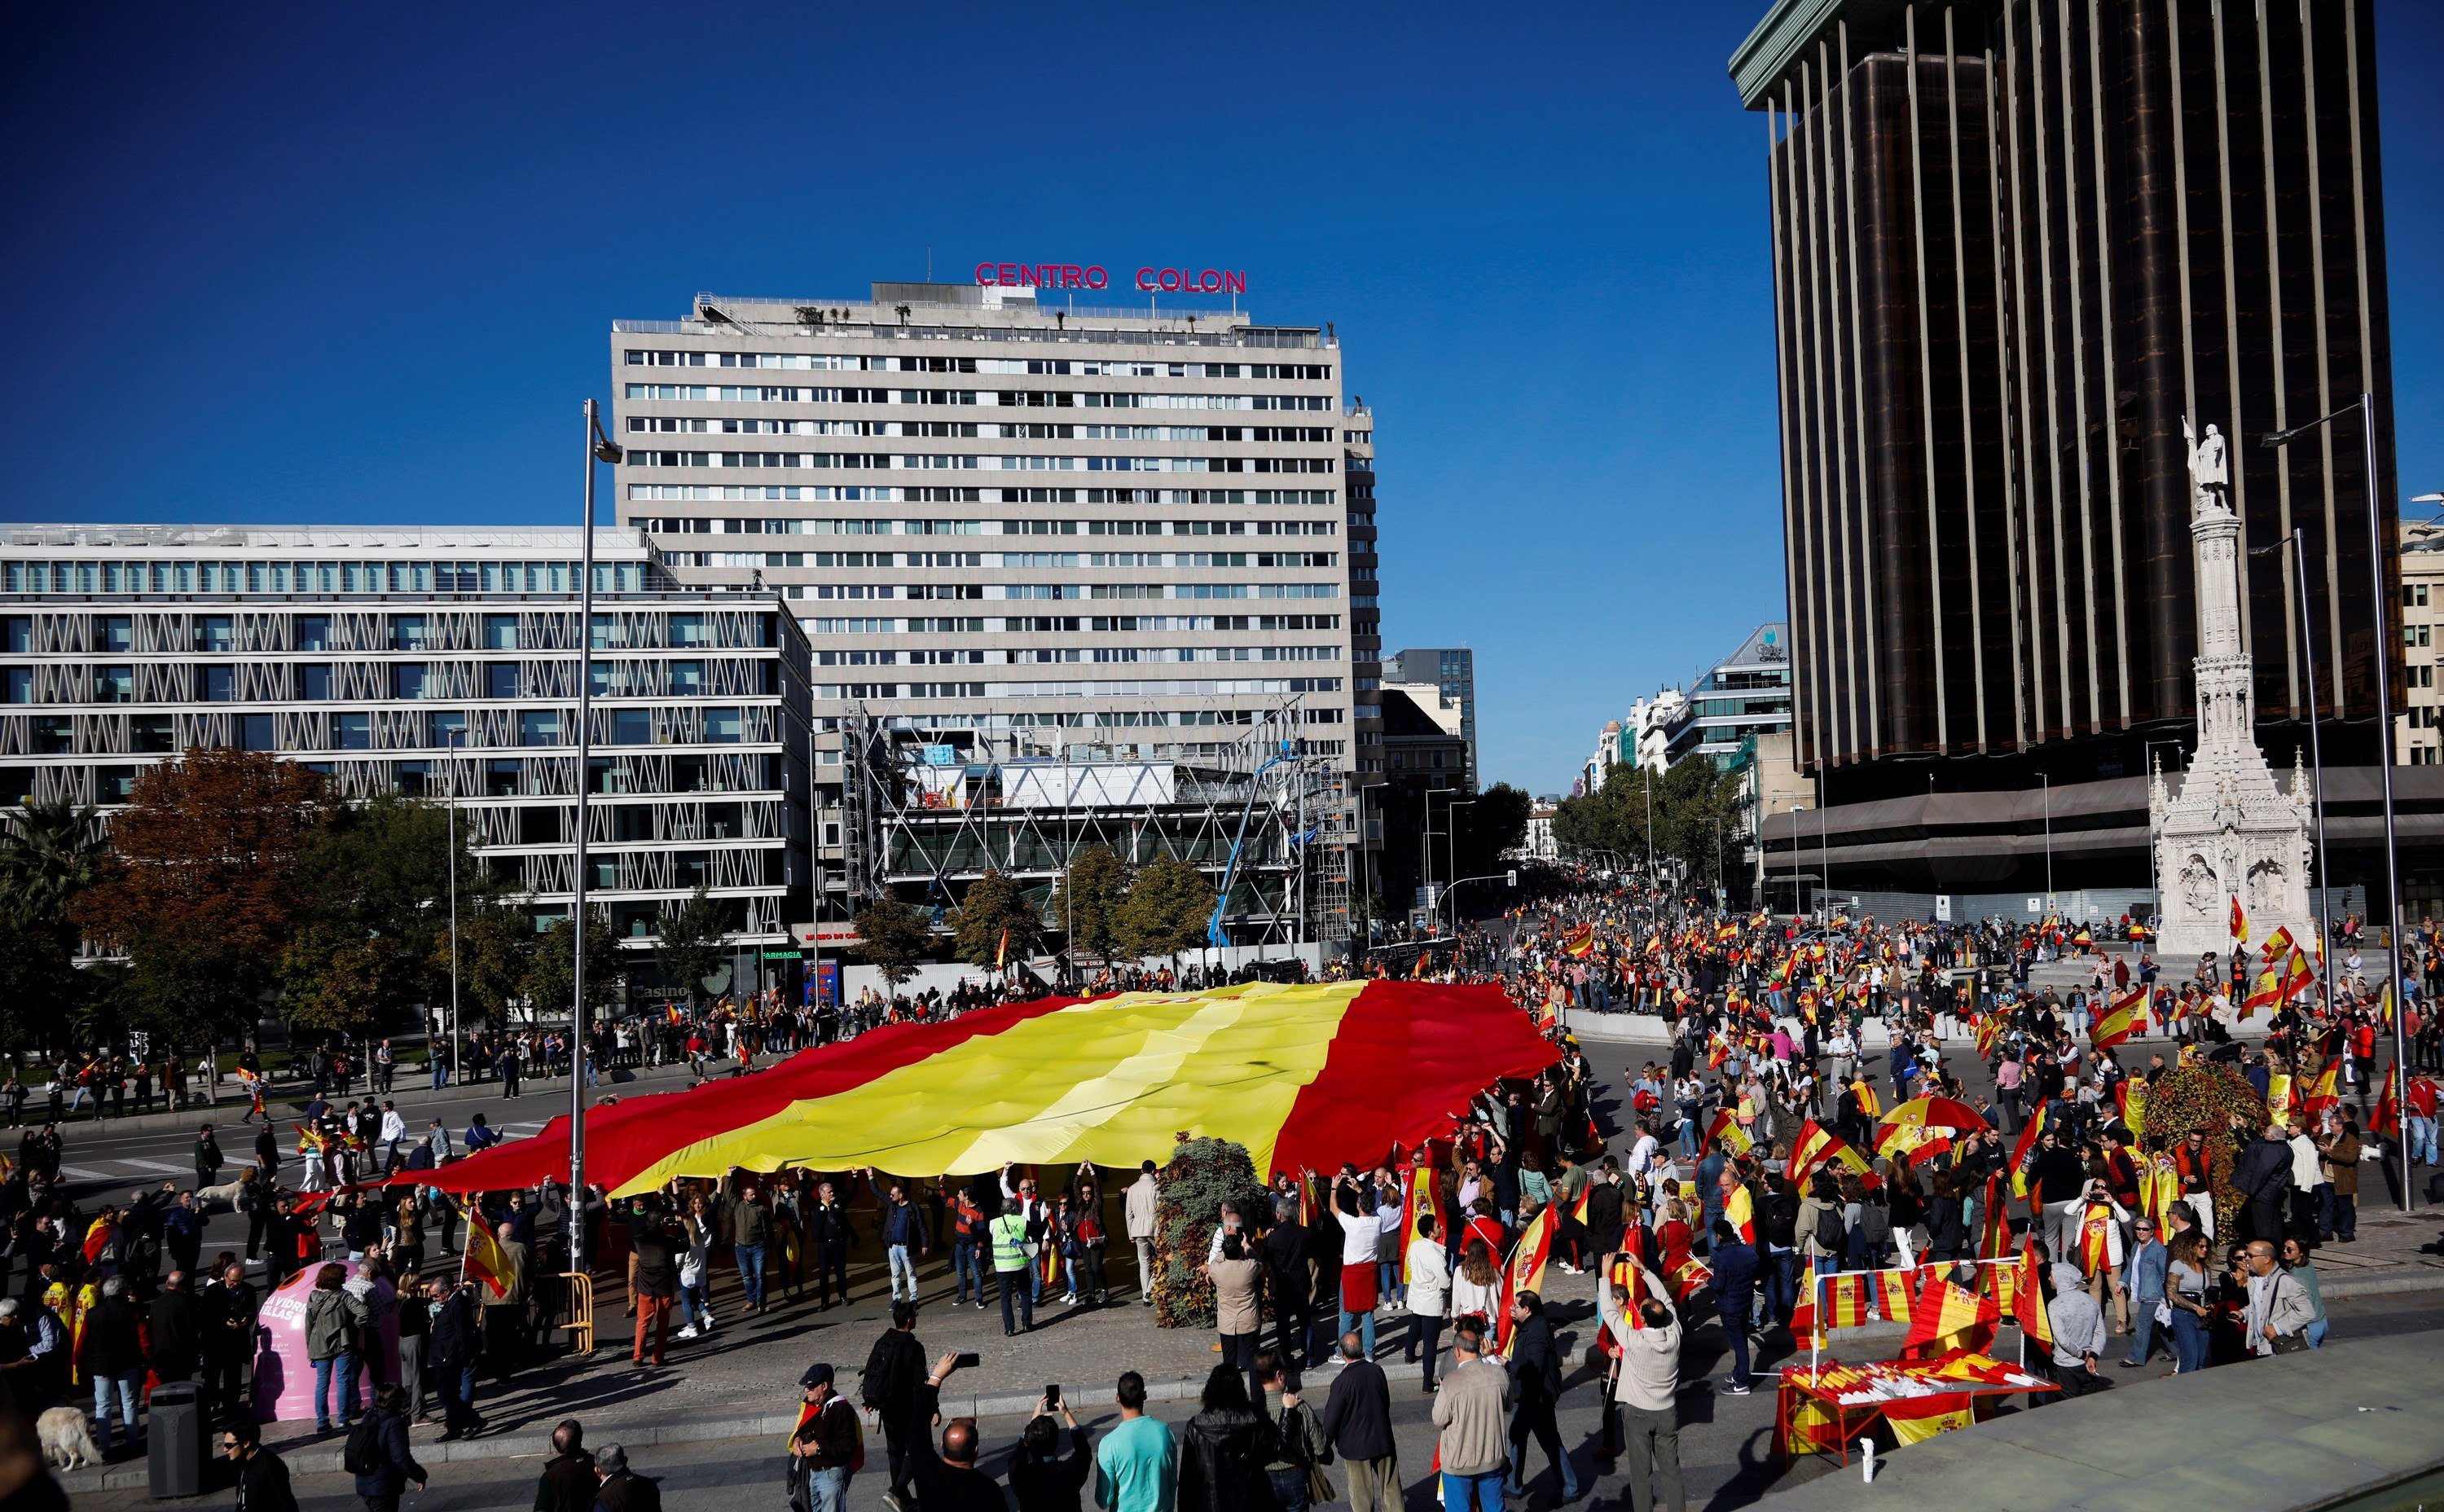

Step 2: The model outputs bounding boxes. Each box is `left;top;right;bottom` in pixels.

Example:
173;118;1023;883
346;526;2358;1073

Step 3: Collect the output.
950;868;1041;972
1119;854;1217;971
283;793;486;1032
522;913;626;1024
77;747;325;1047
455;901;539;1031
1053;844;1131;967
0;797;105;1054
654;885;730;1012
851;893;931;991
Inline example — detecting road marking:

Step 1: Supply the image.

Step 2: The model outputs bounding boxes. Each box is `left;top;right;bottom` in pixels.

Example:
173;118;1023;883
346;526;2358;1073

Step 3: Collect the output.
58;1167;108;1181
121;1158;190;1175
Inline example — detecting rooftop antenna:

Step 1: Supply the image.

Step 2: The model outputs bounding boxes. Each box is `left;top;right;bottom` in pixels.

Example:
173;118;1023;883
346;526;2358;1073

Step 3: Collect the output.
926;245;933;282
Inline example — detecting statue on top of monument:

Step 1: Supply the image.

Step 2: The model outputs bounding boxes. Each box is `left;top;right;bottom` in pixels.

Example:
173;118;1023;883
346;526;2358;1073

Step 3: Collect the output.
2186;417;2231;517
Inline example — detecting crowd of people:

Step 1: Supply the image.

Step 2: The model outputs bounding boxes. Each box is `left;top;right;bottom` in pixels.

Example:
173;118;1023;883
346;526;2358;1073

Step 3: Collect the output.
7;870;2442;1510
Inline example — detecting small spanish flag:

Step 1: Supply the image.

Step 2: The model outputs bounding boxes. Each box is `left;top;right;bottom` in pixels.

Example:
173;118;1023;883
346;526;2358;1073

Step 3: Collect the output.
1722;1182;1756;1246
2092;987;2146;1049
1563;923;1596;958
996;926;1009;969
2230;896;2249;946
461;1218;517;1302
1904;1269;1999;1358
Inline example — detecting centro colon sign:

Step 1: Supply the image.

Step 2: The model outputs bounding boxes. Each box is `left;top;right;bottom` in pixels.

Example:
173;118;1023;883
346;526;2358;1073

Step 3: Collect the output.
975;262;1248;296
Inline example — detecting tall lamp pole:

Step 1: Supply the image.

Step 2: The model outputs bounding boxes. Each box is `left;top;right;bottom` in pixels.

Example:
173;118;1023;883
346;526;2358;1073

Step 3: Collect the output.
2261;393;2407;1212
446;726;465;1088
570;398;624;1266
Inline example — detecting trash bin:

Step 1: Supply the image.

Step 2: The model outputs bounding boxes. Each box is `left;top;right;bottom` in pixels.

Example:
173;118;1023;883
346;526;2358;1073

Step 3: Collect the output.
146;1382;204;1498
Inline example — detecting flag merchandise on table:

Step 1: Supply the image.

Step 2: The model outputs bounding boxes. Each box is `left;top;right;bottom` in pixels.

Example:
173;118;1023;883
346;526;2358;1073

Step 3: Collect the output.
1820;1272;1872;1329
1704;1107;1754;1156
461;1216;517;1301
1870;1268;1919;1323
2092;987;2147;1048
1495;1205;1554;1351
2230;896;2249;946
1563;923;1596;958
1789;1289;1826;1350
1903;1270;1999;1357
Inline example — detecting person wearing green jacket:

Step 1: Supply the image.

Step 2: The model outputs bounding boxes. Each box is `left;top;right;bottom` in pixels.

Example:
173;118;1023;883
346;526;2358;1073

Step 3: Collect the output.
991;1206;1035;1336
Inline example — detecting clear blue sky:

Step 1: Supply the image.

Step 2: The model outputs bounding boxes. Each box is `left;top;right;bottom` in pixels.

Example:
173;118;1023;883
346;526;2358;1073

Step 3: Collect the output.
4;2;2439;796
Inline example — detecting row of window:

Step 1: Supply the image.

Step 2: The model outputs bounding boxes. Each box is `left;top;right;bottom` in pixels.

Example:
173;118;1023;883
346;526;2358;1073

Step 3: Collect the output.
756;550;1336;573
637;517;1335;542
793;582;1339;603
626;416;1334;444
1;560;652;596
5;705;763;754
624;486;1336;508
800;613;1341;635
811;695;1343;721
2;609;773;657
625;352;1330;380
0;758;782;815
813;644;1339;668
4;657;775;705
622;451;1337;475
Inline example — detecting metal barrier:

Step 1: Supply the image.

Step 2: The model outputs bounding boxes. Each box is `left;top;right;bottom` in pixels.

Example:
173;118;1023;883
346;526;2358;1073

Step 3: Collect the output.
558;1272;596;1356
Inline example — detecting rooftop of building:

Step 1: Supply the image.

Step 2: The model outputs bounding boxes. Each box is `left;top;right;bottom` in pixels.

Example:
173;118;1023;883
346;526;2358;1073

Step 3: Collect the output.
1;524;655;555
614;283;1331;350
1729;0;1910;108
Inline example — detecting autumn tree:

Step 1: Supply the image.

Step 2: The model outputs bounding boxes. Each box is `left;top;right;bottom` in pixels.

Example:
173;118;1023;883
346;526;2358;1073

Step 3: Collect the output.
1119;854;1216;972
77;747;324;1047
1053;844;1132;967
950;868;1041;972
851;892;931;992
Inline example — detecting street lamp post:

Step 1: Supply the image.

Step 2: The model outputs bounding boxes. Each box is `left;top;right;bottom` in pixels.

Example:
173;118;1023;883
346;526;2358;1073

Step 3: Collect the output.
570;398;623;1268
2040;773;2053;908
2261;393;2408;1212
446;725;465;1088
1787;805;1807;916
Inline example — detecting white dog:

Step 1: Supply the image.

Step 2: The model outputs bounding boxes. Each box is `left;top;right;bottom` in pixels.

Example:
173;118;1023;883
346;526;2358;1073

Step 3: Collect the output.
35;1406;102;1471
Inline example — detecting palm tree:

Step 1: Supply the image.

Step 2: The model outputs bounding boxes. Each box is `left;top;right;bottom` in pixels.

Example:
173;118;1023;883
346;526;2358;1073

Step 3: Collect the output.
0;796;106;926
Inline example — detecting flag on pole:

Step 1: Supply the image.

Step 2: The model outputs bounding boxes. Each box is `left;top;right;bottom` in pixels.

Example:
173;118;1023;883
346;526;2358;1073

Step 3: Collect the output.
2008;1104;2050;1201
1495;1205;1554;1351
1704;1107;1753;1156
2373;1066;2402;1138
2301;1060;2341;1115
2229;896;2248;946
2012;1242;2053;1352
1786;1119;1877;1188
996;927;1009;969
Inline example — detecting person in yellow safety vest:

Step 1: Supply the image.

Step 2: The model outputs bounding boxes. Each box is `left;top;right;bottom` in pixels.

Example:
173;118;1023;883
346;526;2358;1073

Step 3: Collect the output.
989;1205;1035;1338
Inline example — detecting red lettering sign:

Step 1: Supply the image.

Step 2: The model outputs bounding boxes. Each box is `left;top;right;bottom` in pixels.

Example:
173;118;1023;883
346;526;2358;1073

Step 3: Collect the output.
1134;266;1246;295
975;262;1111;290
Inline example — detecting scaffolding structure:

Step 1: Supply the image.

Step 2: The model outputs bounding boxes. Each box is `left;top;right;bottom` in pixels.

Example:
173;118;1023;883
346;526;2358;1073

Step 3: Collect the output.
838;697;1352;951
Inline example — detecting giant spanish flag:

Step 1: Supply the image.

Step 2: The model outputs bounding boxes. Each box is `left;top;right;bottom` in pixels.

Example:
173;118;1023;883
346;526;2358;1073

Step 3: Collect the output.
401;981;1556;1198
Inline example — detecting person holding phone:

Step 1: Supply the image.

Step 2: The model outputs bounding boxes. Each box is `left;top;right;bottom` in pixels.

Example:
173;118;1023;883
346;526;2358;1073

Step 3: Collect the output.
1009;1387;1092;1512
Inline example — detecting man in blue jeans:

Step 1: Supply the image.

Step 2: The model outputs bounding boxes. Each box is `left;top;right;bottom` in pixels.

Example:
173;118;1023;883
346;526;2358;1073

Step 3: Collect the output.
1710;1218;1760;1396
1431;1318;1512;1512
882;1180;930;1303
728;1180;773;1315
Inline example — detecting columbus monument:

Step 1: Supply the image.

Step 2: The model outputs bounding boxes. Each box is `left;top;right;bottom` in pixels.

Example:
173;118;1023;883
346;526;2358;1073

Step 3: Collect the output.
2149;420;2317;965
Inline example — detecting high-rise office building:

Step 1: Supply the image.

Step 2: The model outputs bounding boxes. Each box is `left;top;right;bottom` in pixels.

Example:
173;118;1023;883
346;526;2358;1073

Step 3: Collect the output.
1734;0;2411;899
610;281;1364;941
1732;0;2398;793
1389;648;1475;791
0;525;811;953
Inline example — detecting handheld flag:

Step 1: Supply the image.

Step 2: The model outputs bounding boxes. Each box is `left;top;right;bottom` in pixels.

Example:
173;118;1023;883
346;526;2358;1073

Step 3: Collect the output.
2373;1066;2401;1138
1495;1205;1554;1350
1703;1107;1753;1157
1722;1183;1756;1246
1563;923;1596;958
461;1218;516;1302
2092;987;2146;1049
2229;896;2248;946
